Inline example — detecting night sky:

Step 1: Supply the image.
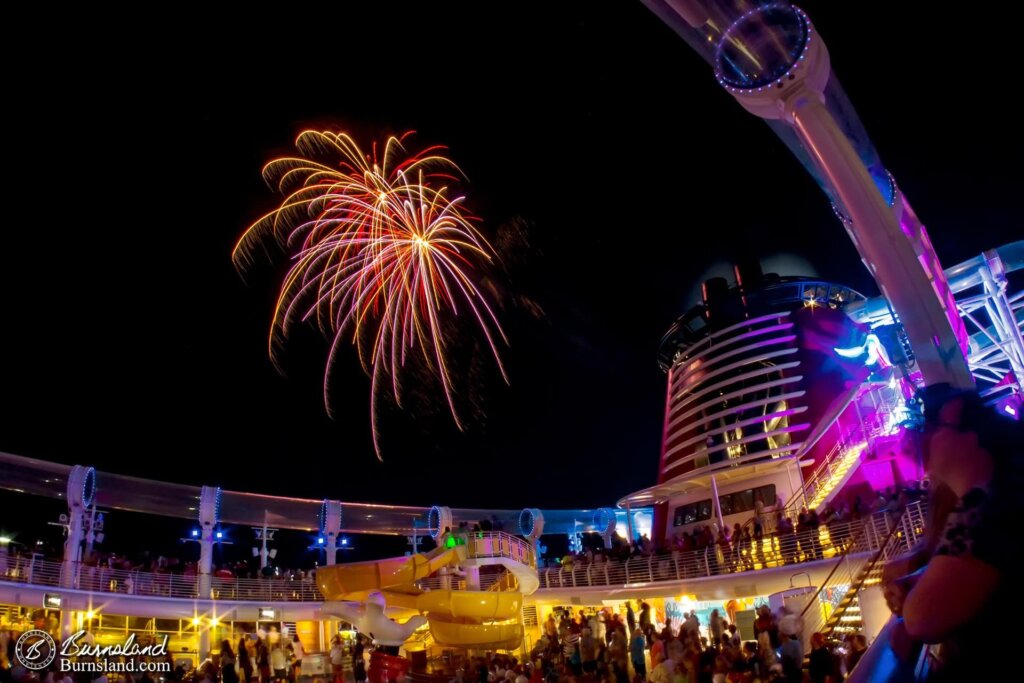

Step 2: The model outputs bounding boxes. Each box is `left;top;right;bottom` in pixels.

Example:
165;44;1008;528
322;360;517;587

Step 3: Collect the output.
2;0;1019;527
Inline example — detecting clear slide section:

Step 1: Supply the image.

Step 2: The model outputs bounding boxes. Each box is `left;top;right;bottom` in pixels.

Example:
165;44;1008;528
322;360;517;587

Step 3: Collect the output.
641;0;892;209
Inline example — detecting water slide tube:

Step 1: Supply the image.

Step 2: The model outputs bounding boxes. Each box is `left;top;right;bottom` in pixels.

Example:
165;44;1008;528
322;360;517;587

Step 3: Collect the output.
318;545;525;651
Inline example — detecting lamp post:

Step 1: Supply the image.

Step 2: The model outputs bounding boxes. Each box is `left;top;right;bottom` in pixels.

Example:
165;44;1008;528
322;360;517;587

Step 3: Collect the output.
178;486;223;661
0;535;12;578
61;466;96;590
253;511;278;573
318;500;343;566
84;507;106;557
196;487;222;599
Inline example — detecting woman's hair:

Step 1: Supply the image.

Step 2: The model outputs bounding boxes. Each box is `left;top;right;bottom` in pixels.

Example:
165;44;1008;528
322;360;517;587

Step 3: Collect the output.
916;384;1022;520
237;638;249;660
221;641;234;657
915;384;1021;463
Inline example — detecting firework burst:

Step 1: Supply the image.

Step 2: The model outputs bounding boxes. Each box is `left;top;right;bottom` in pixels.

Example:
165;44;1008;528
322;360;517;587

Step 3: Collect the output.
234;131;508;458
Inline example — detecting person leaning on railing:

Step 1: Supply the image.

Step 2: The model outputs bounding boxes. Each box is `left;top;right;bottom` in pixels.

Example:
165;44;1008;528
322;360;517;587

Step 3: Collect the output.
882;384;1022;682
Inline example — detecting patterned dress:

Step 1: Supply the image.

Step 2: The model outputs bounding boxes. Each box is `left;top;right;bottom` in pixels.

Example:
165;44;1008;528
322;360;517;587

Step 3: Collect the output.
929;486;1013;681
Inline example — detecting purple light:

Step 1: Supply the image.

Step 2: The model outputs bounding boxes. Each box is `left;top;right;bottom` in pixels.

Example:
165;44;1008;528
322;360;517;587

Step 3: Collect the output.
995;393;1022;421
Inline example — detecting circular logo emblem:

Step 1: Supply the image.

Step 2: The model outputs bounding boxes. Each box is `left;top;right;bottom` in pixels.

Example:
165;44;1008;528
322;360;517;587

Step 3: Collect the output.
16;630;57;671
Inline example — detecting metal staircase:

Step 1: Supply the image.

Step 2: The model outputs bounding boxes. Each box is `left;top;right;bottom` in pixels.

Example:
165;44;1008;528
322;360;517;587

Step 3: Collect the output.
405;625;435;651
800;501;925;644
802;439;870;512
485;569;519;592
760;379;907;527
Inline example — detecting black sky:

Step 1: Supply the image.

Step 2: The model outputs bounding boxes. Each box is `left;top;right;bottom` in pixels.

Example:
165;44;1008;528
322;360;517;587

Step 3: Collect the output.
2;1;1019;515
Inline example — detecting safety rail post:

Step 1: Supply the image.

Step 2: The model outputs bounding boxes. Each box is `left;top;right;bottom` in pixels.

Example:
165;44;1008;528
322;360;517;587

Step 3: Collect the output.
866;517;878;551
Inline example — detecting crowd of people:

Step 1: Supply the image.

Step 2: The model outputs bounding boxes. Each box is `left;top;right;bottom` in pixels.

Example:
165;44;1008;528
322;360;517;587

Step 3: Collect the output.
512;601;866;683
212;632;307;683
0;549;319;600
0;546;317;582
3;384;1017;683
0;626;314;683
70;554;316;583
540;482;929;580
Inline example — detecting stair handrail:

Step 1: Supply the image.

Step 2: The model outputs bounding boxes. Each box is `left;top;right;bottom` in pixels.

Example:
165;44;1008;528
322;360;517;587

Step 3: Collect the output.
767;380;904;525
742;427;865;539
486;569;518;592
405;624;435;652
799;501;924;640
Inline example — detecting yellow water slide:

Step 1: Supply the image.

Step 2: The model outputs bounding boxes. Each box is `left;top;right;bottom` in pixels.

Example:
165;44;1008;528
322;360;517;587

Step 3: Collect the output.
317;545;525;650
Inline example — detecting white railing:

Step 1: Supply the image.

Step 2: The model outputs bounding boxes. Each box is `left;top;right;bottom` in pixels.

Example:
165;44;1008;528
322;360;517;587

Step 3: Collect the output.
415;576;465;591
800;502;924;641
1;512;924;602
776;381;904;517
0;558;322;601
535;504;923;591
802;439;857;507
0;533;537;602
462;531;536;567
414;571;505;592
